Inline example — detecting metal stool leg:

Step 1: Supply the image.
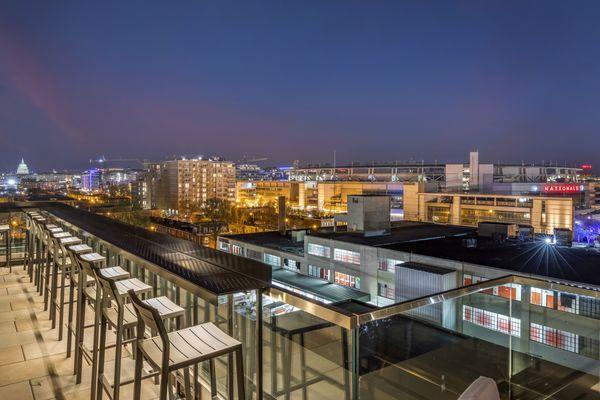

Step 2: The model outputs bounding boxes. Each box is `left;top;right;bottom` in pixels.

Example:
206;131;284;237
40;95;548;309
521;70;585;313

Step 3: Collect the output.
50;247;59;326
90;291;102;400
66;273;76;358
133;345;143;400
209;359;217;399
43;245;51;310
74;281;86;382
38;240;46;296
57;256;68;340
111;319;125;400
96;313;109;400
235;348;245;400
159;368;169;400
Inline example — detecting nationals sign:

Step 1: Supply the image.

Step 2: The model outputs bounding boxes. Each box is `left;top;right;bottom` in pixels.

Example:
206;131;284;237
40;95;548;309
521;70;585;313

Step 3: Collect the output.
543;184;583;194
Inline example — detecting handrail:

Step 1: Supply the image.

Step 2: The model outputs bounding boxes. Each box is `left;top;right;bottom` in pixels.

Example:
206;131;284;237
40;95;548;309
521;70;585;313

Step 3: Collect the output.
48;212;253;304
356;274;600;325
357;275;514;325
38;207;361;328
12;205;600;332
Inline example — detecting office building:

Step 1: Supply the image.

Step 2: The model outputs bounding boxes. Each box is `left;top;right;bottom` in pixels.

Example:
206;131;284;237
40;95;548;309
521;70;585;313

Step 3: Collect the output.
81;168;102;192
219;194;594;307
403;182;574;234
236;180;405;214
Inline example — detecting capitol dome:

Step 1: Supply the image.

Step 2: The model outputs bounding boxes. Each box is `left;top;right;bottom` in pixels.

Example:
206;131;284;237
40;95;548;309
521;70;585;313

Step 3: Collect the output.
16;158;29;175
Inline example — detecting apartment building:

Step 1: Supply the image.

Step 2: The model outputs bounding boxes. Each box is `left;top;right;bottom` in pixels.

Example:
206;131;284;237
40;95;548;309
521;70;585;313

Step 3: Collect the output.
146;158;236;214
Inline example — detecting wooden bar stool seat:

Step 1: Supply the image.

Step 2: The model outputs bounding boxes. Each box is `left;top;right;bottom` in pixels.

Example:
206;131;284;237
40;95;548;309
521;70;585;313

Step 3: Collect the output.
108;297;184;329
140;323;242;369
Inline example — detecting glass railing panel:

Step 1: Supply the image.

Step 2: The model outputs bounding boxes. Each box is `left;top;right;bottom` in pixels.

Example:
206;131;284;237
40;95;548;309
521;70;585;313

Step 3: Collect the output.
512;282;600;399
358;280;600;399
0;212;26;263
32;210;362;400
260;292;355;400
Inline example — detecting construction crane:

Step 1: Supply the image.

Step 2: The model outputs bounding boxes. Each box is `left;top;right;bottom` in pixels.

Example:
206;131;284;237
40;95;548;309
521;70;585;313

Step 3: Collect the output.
238;156;268;164
89;156;146;166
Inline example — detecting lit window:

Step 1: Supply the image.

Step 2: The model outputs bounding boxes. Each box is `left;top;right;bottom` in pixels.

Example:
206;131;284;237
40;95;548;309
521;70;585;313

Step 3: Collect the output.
378;258;404;273
530;323;579;353
333;249;360;265
530;288;555;308
463;305;520;337
334;271;360;289
463;274;521;301
264;253;281;267
218;239;230;252
308;265;330;281
377;283;395;299
307;243;331;258
283;258;300;271
231;244;243;256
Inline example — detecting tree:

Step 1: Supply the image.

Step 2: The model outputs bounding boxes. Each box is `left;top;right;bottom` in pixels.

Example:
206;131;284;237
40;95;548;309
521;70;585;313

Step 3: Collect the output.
200;198;233;247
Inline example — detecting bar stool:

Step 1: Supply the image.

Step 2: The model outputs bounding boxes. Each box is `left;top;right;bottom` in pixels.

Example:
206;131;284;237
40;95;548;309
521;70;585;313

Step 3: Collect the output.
73;252;131;387
65;243;94;358
23;211;39;280
129;290;246;400
30;216;47;287
45;230;71;315
94;271;184;400
51;235;83;340
40;223;62;303
0;223;10;272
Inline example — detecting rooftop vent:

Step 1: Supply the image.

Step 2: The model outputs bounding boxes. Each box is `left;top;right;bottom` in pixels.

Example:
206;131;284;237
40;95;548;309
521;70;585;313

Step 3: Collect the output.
342;195;391;237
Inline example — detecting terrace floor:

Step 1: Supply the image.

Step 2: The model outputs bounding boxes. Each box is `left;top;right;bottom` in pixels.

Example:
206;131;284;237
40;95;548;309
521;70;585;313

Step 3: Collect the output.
0;265;164;400
0;265;349;400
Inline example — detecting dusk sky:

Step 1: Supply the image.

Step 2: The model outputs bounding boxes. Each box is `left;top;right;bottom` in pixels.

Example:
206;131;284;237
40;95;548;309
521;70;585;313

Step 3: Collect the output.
1;1;599;172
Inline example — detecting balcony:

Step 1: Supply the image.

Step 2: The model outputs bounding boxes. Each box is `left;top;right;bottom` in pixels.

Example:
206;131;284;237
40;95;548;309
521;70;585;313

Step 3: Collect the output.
0;203;598;399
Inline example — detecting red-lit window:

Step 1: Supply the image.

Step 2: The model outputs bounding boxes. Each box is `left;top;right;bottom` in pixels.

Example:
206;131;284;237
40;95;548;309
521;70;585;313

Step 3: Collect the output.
546;293;554;309
463;305;521;338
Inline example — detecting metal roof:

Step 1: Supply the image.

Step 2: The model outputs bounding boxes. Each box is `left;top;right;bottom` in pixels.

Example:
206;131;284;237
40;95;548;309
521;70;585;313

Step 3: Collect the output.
43;204;271;302
272;268;370;303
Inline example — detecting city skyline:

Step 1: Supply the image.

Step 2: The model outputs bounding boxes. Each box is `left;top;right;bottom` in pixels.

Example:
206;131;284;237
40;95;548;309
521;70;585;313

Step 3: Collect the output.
2;1;600;171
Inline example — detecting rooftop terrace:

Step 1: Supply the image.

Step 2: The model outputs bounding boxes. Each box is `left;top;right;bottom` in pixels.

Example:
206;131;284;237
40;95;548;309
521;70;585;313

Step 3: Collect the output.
0;203;598;399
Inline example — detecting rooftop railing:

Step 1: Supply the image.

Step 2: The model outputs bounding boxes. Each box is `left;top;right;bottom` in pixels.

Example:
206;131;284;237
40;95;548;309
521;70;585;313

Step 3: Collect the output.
1;203;599;399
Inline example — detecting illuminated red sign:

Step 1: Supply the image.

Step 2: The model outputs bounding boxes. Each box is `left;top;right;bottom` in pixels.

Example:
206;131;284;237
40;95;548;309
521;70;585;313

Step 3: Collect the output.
543;184;583;194
581;164;593;170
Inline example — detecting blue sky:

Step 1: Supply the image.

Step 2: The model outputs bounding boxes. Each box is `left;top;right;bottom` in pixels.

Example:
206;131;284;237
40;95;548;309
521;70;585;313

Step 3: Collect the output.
1;1;599;171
